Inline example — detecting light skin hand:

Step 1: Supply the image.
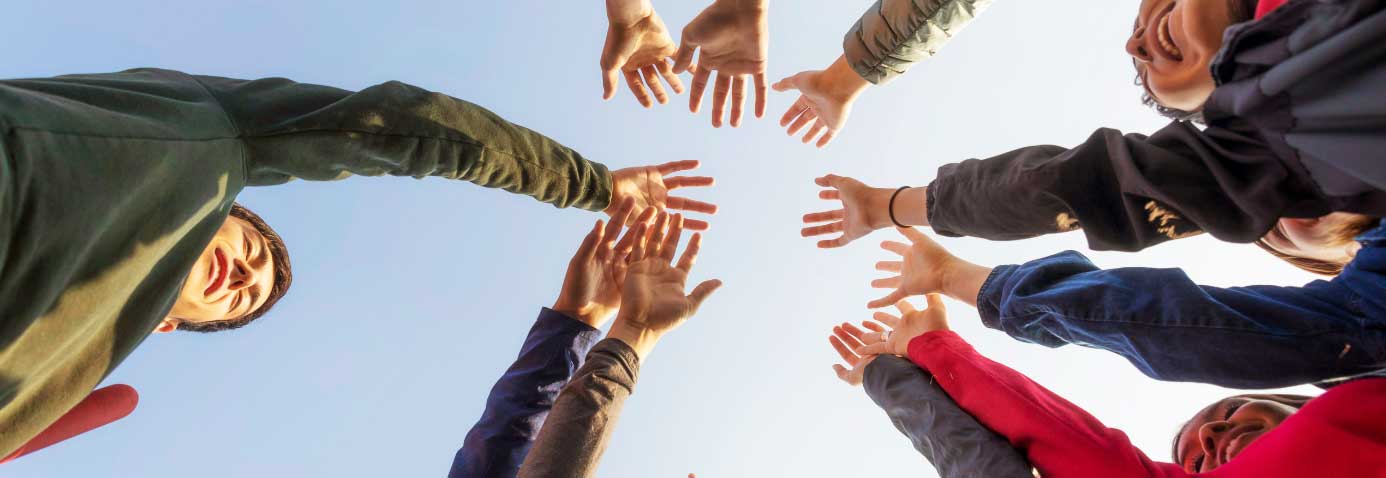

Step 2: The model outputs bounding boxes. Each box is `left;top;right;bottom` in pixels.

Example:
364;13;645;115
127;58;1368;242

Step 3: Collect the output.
856;294;950;357
607;160;719;231
607;211;723;359
773;55;870;148
553;198;658;328
672;0;769;128
828;322;879;386
602;0;684;107
802;175;930;249
868;228;992;309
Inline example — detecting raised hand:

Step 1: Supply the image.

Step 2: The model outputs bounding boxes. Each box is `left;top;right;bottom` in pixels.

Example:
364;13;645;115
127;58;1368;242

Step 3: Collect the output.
602;1;683;107
608;160;718;230
607;210;723;358
672;0;769;128
855;295;950;357
802;174;895;248
773;56;870;148
553;198;658;327
828;322;878;386
868;227;960;309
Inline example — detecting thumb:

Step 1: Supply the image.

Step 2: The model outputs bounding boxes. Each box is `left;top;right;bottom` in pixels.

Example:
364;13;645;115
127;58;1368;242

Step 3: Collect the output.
672;43;697;74
924;293;946;311
686;279;723;313
600;53;629;101
771;72;807;92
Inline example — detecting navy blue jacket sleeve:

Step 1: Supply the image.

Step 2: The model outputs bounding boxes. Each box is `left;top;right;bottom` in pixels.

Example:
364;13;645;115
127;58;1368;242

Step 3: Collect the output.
976;225;1386;389
449;308;603;478
862;356;1034;478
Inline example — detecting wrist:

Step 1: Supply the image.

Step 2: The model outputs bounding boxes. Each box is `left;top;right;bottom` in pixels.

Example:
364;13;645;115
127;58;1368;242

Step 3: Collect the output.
821;56;871;103
606;0;654;24
551;301;615;328
940;259;992;307
606;320;661;360
864;187;895;230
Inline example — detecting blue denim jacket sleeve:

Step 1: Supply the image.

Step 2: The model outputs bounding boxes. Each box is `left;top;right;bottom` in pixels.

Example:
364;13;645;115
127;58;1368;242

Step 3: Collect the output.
977;222;1386;389
862;356;1034;478
449;308;603;478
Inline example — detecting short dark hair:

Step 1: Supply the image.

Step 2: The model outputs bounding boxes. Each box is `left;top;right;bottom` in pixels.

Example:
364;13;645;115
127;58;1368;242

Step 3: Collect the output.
1132;0;1259;122
1171;393;1313;461
180;203;294;333
1253;215;1380;276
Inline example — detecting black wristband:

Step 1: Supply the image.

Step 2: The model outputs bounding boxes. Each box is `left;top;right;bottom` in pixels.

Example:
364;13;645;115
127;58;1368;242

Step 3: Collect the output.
889;186;911;228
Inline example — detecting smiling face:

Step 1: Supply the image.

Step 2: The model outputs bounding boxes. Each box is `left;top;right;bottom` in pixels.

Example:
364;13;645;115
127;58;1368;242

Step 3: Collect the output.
1174;397;1300;472
1261;213;1369;265
159;215;277;332
1128;0;1240;111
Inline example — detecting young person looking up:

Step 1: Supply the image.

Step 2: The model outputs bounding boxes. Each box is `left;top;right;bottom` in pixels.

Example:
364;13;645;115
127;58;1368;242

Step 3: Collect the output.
859;227;1386;388
518;211;722;478
849;297;1386;477
0;68;716;456
800;0;1385;241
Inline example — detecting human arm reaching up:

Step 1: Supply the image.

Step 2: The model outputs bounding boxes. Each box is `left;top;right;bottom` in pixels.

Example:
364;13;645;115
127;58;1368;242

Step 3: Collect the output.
518;211;722;478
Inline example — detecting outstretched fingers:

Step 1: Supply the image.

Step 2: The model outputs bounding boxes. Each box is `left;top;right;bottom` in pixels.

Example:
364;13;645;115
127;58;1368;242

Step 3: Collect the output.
624;70;653;108
656;160;701;175
666;196;718;215
676;232;702;272
688;64;711;113
867;288;908;309
753;73;767;118
577;219;605;261
854;341;893;357
664;176;715;190
872;311;901;328
660;214;684;263
641;65;670;105
880;240;910;256
800;222;843;238
729;75;746;127
829;335;857;364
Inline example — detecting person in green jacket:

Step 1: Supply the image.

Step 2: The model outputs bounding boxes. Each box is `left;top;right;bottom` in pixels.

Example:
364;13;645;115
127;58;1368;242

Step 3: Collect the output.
0;68;717;456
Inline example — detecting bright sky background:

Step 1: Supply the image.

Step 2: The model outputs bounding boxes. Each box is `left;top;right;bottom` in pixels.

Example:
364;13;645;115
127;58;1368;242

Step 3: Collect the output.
3;1;1321;476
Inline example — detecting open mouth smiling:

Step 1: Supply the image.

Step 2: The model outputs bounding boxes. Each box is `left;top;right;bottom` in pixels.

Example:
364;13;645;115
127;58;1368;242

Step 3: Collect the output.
204;247;228;298
1156;4;1184;60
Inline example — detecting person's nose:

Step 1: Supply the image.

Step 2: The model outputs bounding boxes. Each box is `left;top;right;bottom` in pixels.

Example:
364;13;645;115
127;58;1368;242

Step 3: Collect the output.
226;257;254;291
1127;27;1153;63
1197;421;1232;469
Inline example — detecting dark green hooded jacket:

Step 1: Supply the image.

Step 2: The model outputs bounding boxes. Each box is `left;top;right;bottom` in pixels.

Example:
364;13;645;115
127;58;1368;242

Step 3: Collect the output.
0;68;612;454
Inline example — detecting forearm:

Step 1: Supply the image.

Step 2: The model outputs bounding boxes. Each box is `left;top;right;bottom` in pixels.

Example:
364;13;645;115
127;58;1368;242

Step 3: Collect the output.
451;309;602;478
195;74;613;211
517;339;641;478
862;356;1033;478
978;251;1386;388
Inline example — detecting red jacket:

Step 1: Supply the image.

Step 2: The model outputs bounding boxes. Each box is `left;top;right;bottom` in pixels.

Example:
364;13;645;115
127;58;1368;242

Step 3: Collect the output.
907;331;1386;478
1257;0;1288;18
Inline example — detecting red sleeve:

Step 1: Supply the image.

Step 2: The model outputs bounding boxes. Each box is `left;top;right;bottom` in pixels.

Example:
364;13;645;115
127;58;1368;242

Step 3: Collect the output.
0;384;139;464
906;331;1188;478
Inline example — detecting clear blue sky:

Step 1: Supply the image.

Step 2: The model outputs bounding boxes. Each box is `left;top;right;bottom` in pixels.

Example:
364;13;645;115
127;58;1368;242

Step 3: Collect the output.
2;1;1319;476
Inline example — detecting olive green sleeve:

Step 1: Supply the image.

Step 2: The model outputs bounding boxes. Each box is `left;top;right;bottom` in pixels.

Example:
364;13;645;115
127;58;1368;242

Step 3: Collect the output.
193;75;612;211
843;0;993;84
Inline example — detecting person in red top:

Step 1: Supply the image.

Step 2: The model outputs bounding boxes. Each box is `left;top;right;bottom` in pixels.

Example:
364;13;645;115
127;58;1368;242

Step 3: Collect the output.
851;295;1386;477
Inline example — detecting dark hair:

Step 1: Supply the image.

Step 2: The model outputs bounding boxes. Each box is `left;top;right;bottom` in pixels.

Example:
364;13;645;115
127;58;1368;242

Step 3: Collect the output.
1171;393;1314;461
1132;0;1260;122
180;203;294;333
1253;215;1379;276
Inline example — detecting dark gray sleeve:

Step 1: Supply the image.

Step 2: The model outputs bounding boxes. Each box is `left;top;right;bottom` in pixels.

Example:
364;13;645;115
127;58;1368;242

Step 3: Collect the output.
517;338;640;478
863;356;1033;478
843;0;993;84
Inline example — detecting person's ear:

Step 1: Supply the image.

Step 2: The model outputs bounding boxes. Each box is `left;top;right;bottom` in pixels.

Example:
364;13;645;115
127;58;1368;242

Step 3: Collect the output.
152;318;180;334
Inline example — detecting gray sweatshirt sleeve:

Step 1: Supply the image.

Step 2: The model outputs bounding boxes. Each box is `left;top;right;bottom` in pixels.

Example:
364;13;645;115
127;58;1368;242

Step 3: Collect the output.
842;0;993;84
862;356;1034;478
517;338;641;478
